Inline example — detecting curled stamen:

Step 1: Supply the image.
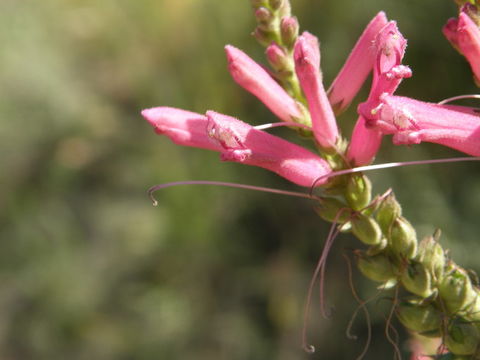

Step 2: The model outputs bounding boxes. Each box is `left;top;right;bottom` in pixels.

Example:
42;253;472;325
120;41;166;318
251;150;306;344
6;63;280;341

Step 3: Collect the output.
148;180;321;206
437;94;480;105
342;252;373;360
310;156;480;194
385;286;402;360
253;122;312;131
302;208;350;354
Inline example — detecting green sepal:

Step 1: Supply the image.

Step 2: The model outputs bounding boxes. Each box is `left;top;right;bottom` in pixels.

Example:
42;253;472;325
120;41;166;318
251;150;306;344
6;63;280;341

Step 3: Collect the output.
439;267;478;314
396;299;441;333
445;319;480;356
401;261;435;298
418;235;446;281
345;175;372;211
355;251;396;283
314;198;351;223
389;217;417;259
375;192;402;233
351;213;382;245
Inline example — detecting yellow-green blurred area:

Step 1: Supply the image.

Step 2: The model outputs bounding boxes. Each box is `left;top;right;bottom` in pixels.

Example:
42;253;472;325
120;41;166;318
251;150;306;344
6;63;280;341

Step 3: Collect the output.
1;0;479;359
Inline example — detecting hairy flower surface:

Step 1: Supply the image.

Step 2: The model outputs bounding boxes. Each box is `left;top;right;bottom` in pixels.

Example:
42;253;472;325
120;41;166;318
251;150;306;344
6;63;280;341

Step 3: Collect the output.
225;45;304;122
142;107;332;186
444;9;480;86
294;32;339;149
359;94;480;156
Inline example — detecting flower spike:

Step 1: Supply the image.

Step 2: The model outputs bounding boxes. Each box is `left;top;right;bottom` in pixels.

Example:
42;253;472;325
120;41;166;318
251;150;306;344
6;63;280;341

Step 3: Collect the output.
328;11;389;114
225;45;305;122
443;10;480;86
142;106;332;187
294;32;339;149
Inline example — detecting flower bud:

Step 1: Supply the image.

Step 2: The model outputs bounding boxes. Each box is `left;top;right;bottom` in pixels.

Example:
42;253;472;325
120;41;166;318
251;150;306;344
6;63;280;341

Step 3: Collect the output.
418;235;446;280
280;17;299;48
269;0;284;10
445;319;480;356
401;261;435;298
266;43;290;72
345;174;372;211
439;267;478;314
356;251;396;283
389;217;417;259
314;198;351;223
351;213;383;245
255;7;273;26
375;193;402;233
253;28;276;47
396;299;441;333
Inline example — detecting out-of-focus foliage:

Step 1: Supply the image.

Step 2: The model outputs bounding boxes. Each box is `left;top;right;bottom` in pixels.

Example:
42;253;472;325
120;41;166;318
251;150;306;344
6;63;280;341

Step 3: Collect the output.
1;0;479;359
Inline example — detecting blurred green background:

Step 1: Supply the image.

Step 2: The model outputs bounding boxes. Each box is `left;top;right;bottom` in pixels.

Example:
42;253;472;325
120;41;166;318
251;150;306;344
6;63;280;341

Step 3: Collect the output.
1;0;479;359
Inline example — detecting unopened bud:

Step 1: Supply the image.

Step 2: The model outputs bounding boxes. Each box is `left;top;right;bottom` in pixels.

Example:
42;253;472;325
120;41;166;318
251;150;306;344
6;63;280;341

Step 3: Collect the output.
253;28;276;47
418;235;446;280
389;217;417;259
345;175;372;211
445;319;480;356
439;267;478;314
255;7;273;24
266;43;290;72
280;16;299;48
314;198;351;223
401;261;435;298
396;299;441;333
356;251;396;283
269;0;284;10
375;193;402;233
351;213;383;245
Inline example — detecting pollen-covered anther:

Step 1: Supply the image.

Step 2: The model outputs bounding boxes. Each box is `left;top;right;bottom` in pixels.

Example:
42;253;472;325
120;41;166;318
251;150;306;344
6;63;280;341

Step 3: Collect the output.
207;120;245;150
220;149;252;162
386;65;412;80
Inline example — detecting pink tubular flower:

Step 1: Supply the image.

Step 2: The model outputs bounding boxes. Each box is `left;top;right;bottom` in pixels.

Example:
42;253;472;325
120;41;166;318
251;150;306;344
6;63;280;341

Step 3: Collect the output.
294;32;339;149
359;94;480;156
225;45;304;122
328;11;389;113
142;106;332;187
443;10;480;86
347;21;412;166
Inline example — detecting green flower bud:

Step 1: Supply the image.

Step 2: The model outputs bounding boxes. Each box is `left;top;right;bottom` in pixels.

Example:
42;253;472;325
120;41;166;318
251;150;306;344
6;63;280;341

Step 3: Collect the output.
251;0;269;8
439;268;478;314
389;217;417;259
401;261;435;298
314;198;351;223
351;213;383;245
269;0;284;10
418;236;446;280
445;319;480;356
345;175;372;211
375;193;402;233
465;290;480;322
253;27;276;47
396;299;441;333
356;251;396;283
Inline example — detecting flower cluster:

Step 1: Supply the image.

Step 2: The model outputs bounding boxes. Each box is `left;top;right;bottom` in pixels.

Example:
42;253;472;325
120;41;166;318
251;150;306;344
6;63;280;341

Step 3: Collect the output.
143;2;480;188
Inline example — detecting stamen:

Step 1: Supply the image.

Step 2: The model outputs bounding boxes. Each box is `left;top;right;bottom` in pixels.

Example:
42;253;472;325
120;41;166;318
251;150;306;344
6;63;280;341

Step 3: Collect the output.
437;94;480;105
342;252;372;360
148;180;320;206
302;208;350;354
385;286;402;360
254;122;312;131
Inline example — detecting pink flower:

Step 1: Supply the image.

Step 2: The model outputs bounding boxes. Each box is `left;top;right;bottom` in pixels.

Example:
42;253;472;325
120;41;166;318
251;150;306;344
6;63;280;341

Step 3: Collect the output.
294;32;339;149
225;45;304;122
142;107;332;187
359;94;480;156
443;10;480;86
328;11;389;113
347;21;411;165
